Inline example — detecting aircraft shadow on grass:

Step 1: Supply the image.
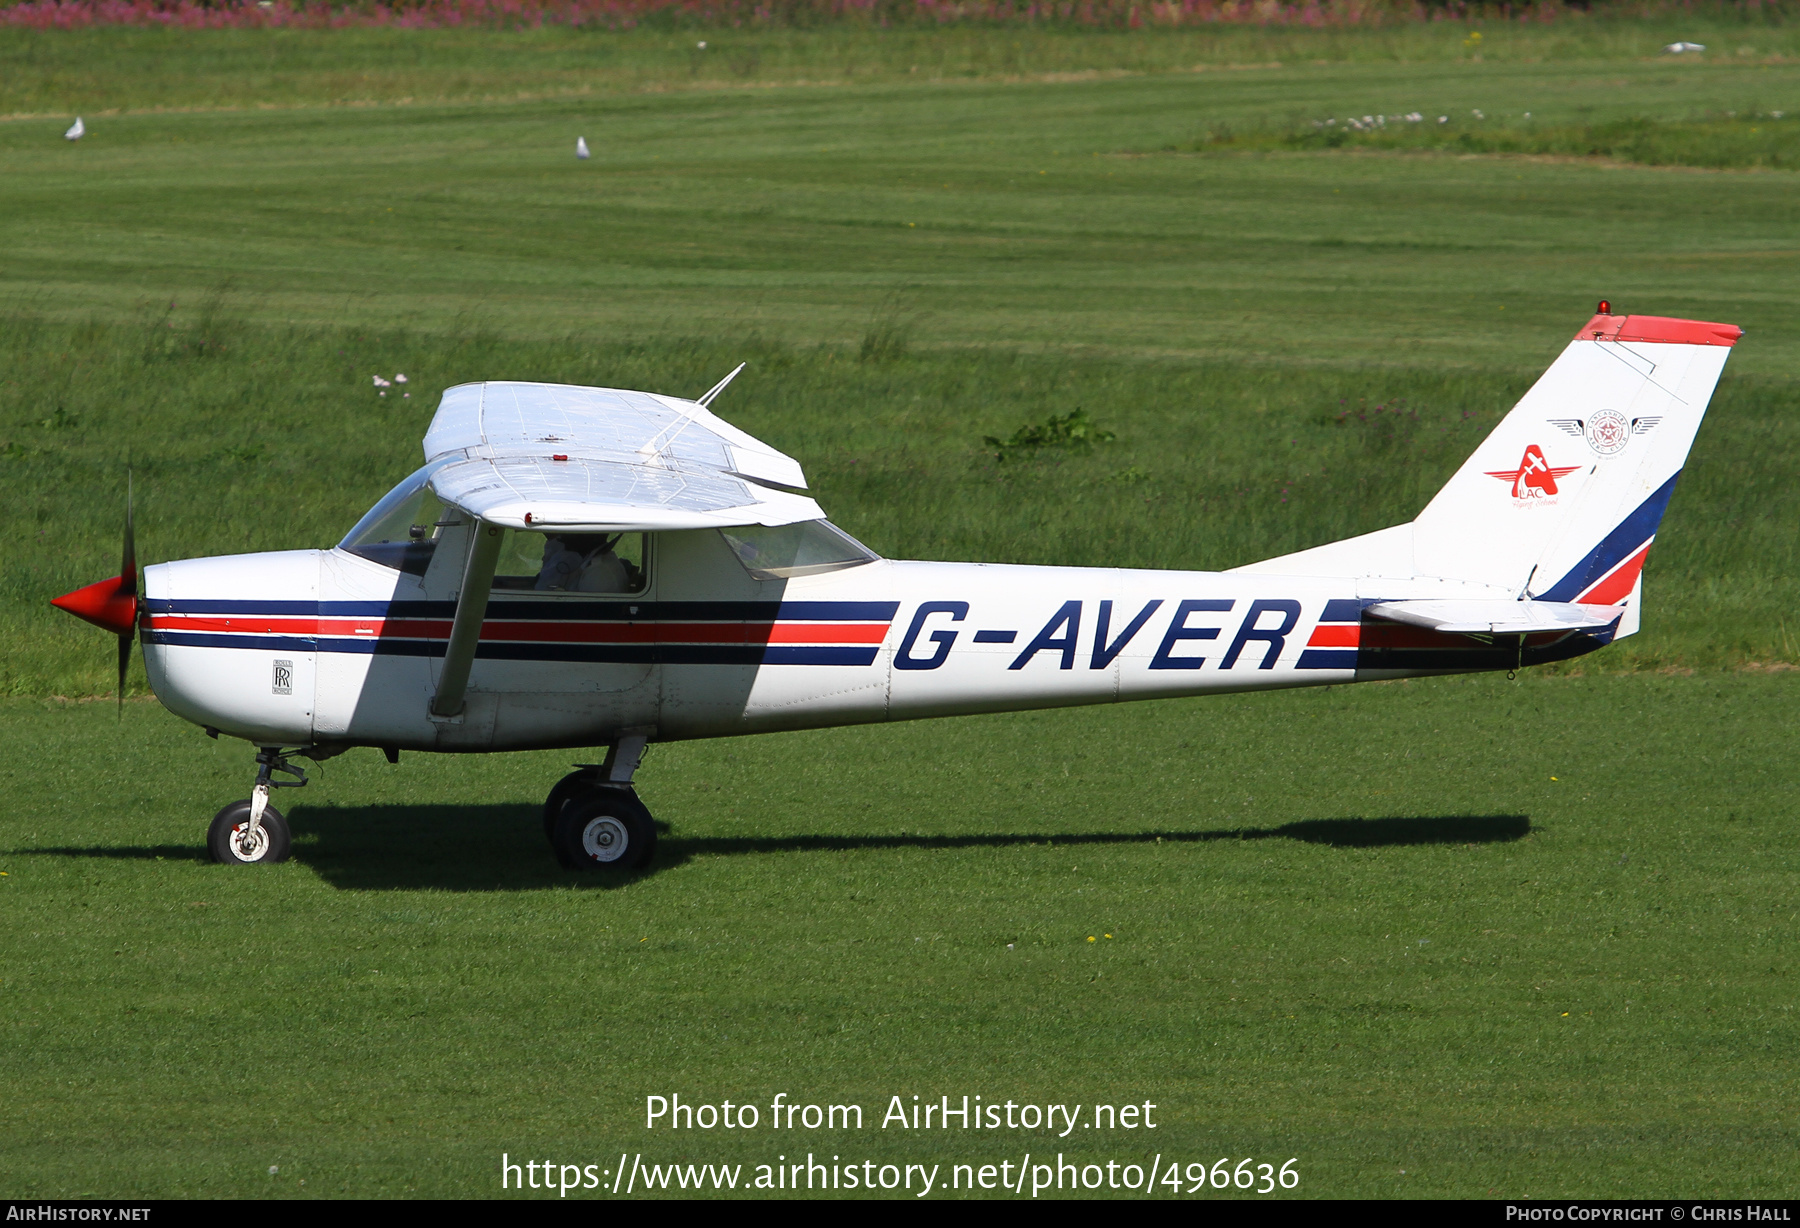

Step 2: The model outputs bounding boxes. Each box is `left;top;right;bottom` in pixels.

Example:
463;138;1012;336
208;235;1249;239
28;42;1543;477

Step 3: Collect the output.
15;808;1530;893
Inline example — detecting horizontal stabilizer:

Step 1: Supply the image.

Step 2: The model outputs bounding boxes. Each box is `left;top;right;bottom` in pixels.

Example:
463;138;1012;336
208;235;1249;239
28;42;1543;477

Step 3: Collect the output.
1366;599;1622;635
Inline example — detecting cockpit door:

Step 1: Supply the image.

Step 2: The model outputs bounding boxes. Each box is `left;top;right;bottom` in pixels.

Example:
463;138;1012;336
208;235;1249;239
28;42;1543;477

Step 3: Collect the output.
458;528;657;697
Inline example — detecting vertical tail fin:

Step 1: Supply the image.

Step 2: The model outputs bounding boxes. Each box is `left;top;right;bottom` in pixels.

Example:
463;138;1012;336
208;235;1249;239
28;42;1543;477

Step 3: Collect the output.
1411;310;1740;607
1238;309;1741;634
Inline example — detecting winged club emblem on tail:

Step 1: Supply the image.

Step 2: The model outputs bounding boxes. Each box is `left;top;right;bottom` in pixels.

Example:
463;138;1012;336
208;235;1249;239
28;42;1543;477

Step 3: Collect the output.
1549;412;1660;456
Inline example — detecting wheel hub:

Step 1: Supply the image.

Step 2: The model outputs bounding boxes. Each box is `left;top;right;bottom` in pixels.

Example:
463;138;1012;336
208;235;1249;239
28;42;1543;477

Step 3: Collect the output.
229;822;269;863
580;816;630;864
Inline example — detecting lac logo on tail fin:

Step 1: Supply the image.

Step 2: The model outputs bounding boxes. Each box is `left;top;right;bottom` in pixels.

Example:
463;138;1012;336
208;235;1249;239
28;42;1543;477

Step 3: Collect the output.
1486;444;1580;502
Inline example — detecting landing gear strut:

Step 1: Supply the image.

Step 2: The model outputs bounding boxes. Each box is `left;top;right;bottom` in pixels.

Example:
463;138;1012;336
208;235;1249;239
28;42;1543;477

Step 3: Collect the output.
207;747;306;865
543;733;656;872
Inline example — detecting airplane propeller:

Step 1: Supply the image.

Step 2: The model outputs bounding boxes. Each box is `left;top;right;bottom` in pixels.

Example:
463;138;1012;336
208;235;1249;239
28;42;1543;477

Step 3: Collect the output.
50;474;139;716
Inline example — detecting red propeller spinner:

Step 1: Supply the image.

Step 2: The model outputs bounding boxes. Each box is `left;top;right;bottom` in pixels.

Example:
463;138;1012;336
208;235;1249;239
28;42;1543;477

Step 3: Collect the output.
50;475;139;711
50;571;137;635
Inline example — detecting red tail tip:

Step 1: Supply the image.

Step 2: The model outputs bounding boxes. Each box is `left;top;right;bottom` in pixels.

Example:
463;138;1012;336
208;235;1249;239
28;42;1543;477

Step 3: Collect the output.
1577;312;1742;347
51;575;138;635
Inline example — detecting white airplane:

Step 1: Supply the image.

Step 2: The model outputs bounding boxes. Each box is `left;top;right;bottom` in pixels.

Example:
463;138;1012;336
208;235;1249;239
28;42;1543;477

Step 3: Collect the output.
52;306;1741;870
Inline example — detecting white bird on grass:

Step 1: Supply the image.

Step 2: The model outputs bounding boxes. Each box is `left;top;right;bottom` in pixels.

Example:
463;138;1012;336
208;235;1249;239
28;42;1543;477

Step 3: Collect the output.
64;117;84;141
1663;41;1706;53
576;137;590;160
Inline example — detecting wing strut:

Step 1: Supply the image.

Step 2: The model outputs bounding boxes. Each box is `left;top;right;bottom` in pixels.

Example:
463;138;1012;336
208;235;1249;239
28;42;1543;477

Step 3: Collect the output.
430;521;504;718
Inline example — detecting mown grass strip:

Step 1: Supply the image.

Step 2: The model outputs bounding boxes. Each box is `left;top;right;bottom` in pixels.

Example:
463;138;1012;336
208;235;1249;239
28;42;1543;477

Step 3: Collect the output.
1185;110;1800;170
6;12;1800;115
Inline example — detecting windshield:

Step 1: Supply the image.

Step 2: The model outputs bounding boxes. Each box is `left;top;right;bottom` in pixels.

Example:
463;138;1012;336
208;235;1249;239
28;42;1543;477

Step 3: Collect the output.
339;461;458;575
719;520;879;580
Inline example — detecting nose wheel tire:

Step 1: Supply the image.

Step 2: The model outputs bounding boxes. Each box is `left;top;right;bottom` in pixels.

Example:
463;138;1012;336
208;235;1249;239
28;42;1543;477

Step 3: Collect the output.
552;788;655;872
207;800;292;865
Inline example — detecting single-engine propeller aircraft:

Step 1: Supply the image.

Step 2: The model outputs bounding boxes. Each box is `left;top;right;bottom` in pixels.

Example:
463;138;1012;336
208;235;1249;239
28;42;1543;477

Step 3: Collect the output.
52;306;1741;870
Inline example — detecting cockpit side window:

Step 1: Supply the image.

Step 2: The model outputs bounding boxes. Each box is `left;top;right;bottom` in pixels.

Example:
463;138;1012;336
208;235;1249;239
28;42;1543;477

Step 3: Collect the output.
493;529;648;595
719;520;879;580
339;462;457;575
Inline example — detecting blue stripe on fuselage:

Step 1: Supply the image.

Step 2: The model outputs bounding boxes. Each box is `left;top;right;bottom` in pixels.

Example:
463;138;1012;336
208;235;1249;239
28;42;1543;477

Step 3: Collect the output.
1319;598;1373;623
144;598;900;622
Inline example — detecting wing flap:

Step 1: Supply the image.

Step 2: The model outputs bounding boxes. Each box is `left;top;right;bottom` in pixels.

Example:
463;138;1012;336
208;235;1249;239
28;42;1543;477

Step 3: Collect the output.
1366;599;1623;635
726;444;806;490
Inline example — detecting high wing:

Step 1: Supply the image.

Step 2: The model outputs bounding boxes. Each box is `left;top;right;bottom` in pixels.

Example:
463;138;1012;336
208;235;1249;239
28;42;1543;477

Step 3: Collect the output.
420;380;824;531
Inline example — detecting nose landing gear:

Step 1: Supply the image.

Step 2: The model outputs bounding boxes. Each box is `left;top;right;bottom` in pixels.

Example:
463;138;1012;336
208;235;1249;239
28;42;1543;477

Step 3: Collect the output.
542;733;656;872
200;740;656;871
207;747;307;865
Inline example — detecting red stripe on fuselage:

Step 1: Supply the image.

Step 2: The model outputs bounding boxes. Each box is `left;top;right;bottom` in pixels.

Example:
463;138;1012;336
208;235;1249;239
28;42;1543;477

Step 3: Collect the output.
147;614;322;636
471;621;891;645
1306;624;1360;648
147;615;890;646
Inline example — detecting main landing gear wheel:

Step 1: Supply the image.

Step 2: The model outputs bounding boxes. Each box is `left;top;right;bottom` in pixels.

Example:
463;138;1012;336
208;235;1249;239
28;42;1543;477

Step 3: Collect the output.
543;768;602;842
207;800;292;865
553;788;656;872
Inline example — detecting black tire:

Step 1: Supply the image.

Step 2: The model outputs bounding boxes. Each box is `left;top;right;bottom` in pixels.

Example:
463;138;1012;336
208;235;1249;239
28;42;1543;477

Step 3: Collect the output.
207;799;292;865
553;788;655;872
543;768;602;842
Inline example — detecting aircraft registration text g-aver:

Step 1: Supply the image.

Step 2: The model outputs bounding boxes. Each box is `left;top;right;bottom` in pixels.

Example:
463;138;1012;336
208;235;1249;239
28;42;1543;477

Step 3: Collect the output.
896;596;1308;672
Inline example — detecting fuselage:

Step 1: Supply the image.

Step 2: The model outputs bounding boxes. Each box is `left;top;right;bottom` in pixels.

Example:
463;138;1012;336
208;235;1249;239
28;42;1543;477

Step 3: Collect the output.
140;523;1611;753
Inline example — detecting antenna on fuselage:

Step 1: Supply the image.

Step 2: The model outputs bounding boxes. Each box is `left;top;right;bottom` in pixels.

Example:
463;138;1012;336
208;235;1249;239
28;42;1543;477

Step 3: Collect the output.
697;362;747;409
640;362;748;466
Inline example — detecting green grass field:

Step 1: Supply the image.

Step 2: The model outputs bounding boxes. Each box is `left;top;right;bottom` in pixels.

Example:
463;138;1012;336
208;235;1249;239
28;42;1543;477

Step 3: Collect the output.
1;16;1797;1199
4;676;1797;1197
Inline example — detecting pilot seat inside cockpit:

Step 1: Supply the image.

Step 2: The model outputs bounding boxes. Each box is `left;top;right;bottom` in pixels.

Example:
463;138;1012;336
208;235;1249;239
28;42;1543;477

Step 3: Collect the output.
527;533;644;594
